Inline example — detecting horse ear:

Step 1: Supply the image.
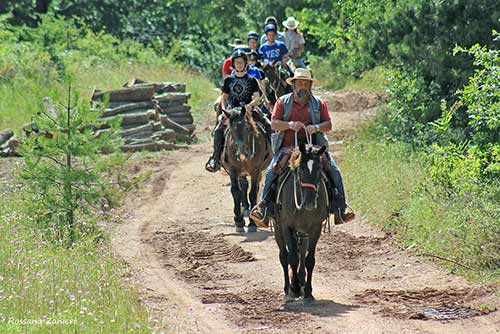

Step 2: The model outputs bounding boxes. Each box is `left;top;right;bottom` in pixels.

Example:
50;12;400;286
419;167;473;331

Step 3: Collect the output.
299;142;306;155
317;145;327;156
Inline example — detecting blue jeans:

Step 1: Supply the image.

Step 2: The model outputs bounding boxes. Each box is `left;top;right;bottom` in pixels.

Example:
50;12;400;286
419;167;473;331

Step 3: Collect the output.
260;149;347;211
290;57;307;69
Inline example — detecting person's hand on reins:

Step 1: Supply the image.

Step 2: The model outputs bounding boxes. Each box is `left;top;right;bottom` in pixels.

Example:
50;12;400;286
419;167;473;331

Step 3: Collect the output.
306;124;320;134
288;121;304;131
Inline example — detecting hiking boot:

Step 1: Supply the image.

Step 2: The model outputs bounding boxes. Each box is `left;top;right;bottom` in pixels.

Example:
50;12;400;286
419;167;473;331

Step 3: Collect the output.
333;209;355;225
205;156;221;173
250;201;270;228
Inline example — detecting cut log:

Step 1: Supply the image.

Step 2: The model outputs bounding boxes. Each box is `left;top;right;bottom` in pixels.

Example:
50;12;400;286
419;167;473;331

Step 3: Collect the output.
152;129;176;142
183;124;196;134
100;101;154;117
100;110;155;127
92;86;155;102
154;92;191;104
159;104;191;115
157;101;189;111
119;122;153;137
121;140;187;153
165;111;192;118
121;129;154;141
0;129;14;145
160;115;190;135
152;121;163;131
175;133;195;143
169;114;194;125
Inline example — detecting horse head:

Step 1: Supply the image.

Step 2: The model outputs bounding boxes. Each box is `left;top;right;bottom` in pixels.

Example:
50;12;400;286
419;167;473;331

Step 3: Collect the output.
262;61;292;100
294;143;327;211
223;107;258;161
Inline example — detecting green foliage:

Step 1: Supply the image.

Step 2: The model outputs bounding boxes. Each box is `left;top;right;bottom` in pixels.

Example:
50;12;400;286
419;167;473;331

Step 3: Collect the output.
342;126;499;280
18;87;124;245
426;37;499;194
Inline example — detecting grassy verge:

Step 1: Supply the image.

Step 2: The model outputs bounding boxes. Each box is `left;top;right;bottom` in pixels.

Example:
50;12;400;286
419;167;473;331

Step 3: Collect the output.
0;186;152;333
309;56;387;92
341;122;499;283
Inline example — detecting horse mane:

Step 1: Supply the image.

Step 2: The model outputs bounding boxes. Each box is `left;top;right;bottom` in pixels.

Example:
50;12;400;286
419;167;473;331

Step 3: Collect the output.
289;148;301;170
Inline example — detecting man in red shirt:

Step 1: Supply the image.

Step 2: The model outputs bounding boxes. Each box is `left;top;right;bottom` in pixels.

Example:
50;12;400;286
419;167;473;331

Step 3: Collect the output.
251;68;355;226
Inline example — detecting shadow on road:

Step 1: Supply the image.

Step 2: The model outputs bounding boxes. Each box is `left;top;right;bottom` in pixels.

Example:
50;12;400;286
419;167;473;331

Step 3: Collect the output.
281;299;361;317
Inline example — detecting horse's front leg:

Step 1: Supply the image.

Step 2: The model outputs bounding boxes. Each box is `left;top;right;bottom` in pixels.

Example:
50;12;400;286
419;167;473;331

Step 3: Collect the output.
274;222;290;301
230;172;244;232
239;176;250;217
247;173;261;232
285;227;301;298
304;231;320;306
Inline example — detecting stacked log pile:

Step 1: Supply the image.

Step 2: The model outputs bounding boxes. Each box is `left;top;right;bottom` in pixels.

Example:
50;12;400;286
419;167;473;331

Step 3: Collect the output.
92;78;196;152
0;129;20;157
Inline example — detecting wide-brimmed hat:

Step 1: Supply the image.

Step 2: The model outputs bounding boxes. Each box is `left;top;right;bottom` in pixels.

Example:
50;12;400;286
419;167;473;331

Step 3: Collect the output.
228;38;243;48
286;68;318;85
283;16;299;30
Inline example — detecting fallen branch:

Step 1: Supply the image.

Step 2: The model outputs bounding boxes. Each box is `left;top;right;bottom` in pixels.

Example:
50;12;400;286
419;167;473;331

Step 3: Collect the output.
422;253;474;270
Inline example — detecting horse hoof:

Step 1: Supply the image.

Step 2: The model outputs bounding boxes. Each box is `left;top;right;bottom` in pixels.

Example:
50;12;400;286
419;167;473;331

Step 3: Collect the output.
247;225;257;233
303;296;315;306
290;289;301;299
235;226;245;233
284;294;295;303
243;208;250;217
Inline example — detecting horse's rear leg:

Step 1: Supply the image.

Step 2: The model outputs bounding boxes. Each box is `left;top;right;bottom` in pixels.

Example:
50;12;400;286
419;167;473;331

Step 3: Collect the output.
230;173;244;232
239;176;250;217
304;235;320;305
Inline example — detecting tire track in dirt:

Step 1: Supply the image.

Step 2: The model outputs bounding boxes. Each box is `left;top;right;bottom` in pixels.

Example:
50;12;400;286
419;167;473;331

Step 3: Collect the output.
112;90;499;333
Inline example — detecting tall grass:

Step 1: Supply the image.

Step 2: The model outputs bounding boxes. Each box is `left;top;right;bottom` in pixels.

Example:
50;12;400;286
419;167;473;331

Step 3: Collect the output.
0;188;153;333
341;123;499;282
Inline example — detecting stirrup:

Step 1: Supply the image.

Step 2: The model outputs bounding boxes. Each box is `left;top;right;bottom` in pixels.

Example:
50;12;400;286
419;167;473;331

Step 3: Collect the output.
250;205;269;228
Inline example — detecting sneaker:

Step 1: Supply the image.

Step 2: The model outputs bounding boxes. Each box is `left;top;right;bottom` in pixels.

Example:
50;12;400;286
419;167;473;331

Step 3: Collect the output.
205;157;221;173
250;202;270;228
333;209;355;225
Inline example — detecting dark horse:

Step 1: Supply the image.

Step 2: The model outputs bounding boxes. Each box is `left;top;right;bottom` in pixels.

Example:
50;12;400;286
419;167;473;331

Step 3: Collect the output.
221;107;272;232
273;143;329;304
262;61;293;103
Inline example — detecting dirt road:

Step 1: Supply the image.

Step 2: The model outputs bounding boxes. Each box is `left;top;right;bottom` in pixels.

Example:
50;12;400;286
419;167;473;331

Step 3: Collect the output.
111;90;499;333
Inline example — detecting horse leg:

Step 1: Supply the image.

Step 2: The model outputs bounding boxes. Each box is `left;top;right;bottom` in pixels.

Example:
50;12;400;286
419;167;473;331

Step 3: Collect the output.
304;233;320;306
285;227;301;298
298;235;308;296
239;176;250;217
247;173;261;232
274;222;291;302
230;172;244;232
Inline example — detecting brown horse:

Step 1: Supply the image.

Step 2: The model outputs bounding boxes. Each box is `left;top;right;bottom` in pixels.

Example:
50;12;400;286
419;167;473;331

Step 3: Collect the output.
221;107;272;232
262;62;293;103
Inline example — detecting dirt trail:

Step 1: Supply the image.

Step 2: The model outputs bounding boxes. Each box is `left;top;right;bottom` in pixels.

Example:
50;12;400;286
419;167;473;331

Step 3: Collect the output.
111;90;499;333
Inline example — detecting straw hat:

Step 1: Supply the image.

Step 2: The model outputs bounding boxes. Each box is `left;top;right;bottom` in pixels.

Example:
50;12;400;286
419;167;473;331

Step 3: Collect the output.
228;38;243;47
283;16;300;30
286;68;318;85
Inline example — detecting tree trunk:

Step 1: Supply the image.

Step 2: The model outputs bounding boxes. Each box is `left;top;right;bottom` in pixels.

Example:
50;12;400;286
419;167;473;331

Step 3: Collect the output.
35;0;51;13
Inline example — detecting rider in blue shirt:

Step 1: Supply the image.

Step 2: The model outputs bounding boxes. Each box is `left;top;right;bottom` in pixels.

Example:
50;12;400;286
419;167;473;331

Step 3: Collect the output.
259;16;286;45
259;24;288;64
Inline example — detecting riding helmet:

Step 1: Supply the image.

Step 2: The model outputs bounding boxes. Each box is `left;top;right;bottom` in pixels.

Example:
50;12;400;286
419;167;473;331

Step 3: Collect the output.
231;48;248;67
264;24;277;33
247;31;259;41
